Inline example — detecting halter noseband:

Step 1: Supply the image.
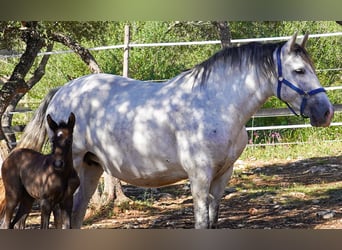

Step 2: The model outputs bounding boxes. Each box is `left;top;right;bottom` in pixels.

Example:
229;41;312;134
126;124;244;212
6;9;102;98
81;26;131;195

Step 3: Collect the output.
276;47;326;118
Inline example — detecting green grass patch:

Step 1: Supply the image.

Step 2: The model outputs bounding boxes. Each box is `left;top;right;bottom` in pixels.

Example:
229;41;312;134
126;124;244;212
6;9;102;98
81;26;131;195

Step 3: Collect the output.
241;140;342;162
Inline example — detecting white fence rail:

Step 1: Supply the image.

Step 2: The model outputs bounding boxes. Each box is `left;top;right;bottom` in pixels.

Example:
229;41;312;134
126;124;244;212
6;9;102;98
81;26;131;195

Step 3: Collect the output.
3;31;342;146
1;32;342;59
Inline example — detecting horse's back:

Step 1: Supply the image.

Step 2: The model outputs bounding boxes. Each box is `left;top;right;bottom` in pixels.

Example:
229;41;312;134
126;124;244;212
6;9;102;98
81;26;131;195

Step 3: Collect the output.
46;73;190;186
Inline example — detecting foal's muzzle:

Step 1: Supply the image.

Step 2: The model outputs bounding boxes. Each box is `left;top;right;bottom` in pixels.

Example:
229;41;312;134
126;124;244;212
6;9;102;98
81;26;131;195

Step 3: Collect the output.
53;160;65;170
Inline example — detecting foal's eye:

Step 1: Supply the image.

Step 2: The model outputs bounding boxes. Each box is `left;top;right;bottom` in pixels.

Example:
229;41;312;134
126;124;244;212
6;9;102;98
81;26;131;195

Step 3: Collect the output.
295;68;305;74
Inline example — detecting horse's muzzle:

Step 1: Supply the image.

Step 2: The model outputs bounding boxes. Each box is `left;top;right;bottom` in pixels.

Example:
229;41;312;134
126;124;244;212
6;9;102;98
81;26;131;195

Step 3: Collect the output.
310;105;334;127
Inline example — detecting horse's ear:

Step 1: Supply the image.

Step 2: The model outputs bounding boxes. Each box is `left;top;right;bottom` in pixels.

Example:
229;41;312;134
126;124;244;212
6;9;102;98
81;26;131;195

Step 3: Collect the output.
47;114;58;131
284;32;298;53
67;112;76;130
300;32;309;48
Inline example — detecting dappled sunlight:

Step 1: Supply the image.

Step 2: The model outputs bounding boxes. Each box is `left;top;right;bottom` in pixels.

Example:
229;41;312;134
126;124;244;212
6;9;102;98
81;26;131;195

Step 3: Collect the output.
20;34;335;228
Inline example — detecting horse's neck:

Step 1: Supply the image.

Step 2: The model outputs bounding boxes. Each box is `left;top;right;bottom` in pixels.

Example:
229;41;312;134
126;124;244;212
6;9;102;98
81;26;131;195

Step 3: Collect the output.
206;63;275;125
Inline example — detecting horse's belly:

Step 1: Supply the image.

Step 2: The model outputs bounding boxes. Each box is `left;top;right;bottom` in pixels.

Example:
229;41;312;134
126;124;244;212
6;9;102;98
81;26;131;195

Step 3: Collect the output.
110;161;188;187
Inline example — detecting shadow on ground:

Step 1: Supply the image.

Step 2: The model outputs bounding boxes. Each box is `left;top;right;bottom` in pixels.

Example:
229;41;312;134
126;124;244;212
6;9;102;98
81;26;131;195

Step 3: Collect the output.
81;155;342;229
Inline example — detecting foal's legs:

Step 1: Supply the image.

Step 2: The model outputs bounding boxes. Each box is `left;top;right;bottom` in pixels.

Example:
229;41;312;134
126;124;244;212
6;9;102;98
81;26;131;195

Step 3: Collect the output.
40;199;53;229
1;179;23;229
1;197;18;229
72;158;103;228
60;174;80;229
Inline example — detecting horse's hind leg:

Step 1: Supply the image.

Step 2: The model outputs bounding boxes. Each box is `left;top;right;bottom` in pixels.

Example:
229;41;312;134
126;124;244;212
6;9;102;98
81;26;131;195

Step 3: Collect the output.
72;155;103;228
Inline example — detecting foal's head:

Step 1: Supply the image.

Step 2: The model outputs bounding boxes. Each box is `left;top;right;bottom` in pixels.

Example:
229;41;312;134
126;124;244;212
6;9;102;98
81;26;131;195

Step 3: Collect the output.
46;112;76;170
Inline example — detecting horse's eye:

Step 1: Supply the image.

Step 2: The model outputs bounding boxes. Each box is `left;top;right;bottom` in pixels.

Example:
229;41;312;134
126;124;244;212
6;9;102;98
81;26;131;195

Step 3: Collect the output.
295;68;305;74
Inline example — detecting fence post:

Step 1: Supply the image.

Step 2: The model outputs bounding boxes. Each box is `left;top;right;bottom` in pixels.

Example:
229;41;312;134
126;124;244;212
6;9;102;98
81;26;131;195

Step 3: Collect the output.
123;24;130;78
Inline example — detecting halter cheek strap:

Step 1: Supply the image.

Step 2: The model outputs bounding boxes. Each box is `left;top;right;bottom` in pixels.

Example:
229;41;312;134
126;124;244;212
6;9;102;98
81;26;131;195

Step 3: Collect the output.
276;47;326;118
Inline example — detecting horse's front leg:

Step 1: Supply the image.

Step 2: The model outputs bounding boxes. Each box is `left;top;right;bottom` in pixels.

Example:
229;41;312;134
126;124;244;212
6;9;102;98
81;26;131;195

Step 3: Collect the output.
208;128;247;228
188;167;212;229
208;166;234;228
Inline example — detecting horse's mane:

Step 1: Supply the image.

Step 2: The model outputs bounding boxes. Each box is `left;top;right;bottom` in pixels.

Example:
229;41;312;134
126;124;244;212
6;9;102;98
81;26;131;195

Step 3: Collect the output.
179;41;314;88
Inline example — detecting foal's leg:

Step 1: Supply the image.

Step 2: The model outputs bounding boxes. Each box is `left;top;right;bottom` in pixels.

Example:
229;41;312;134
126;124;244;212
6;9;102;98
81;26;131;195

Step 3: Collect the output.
54;173;80;229
62;171;80;229
10;193;34;229
40;199;52;229
1;198;17;229
72;159;103;229
52;205;62;229
1;184;23;229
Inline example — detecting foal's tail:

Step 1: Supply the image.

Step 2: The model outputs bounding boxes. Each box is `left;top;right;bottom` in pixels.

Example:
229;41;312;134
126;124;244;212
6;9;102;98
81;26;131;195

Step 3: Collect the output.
0;87;60;221
0;180;5;223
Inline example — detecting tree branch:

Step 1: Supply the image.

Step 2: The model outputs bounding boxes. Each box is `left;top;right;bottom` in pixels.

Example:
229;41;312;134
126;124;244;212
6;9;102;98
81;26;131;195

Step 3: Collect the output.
50;32;102;74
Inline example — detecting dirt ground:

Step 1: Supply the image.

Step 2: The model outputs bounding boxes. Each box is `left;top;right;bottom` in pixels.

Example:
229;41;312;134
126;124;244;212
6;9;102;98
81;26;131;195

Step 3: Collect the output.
24;155;342;229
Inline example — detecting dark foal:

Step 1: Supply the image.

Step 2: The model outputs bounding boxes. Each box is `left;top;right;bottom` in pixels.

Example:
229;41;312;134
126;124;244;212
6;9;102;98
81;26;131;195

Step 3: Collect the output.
0;112;79;229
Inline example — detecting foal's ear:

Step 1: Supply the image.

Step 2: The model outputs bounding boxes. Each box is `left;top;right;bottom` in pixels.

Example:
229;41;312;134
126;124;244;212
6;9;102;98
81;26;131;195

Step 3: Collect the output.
67;112;76;130
47;114;58;131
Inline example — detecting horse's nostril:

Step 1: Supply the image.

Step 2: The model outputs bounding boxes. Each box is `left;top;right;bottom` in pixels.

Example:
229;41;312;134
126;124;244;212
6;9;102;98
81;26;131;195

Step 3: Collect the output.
324;110;330;118
325;106;334;119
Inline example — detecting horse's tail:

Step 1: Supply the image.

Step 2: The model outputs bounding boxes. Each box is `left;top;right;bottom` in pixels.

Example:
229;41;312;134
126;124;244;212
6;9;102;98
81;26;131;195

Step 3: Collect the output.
16;87;60;151
0;87;60;222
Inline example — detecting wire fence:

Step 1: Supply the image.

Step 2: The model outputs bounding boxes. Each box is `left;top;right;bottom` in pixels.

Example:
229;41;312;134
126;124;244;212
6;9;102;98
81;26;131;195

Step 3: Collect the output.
4;32;342;147
1;32;342;59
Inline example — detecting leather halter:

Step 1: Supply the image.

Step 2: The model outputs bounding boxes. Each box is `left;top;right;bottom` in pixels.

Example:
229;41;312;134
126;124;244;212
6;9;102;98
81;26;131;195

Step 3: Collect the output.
276;47;326;118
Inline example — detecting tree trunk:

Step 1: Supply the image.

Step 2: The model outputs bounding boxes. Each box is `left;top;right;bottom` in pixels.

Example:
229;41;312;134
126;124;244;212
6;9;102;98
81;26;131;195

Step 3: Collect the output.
2;42;53;149
0;21;45;148
212;21;232;48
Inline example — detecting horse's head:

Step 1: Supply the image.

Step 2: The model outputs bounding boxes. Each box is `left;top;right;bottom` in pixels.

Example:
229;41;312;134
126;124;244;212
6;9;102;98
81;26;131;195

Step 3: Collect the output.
47;112;76;169
274;32;334;127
